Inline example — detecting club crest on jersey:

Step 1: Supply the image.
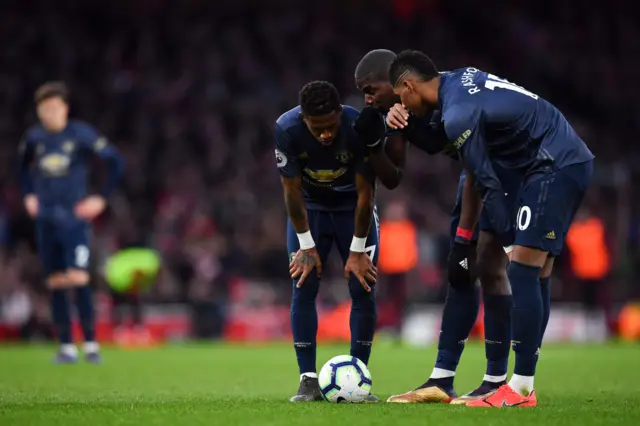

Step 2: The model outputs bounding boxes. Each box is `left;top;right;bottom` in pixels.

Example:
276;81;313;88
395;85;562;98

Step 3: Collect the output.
62;140;75;153
275;149;288;168
336;150;352;164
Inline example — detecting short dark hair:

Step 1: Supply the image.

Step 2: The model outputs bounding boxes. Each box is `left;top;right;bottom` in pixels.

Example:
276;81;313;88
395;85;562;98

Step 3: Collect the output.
389;50;439;87
299;81;341;116
355;49;397;82
34;81;69;104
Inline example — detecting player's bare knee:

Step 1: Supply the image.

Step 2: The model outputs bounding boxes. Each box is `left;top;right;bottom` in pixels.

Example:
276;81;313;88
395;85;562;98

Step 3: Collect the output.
511;245;548;268
477;262;510;295
67;269;90;286
47;273;72;289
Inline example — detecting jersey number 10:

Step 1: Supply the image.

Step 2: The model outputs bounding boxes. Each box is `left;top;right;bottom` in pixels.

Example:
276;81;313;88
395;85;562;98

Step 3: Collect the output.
484;74;539;100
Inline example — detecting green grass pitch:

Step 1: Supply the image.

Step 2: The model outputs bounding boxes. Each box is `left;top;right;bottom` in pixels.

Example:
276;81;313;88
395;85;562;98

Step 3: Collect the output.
1;342;639;425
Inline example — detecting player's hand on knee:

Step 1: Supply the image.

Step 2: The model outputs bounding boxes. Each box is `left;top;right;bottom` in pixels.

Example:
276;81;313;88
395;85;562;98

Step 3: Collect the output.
447;241;476;288
385;104;409;130
24;194;39;218
74;195;106;221
290;248;322;288
344;252;376;292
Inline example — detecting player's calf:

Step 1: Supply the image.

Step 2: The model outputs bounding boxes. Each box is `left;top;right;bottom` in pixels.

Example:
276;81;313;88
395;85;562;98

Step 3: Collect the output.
507;246;547;396
68;269;101;363
348;280;376;366
48;275;77;363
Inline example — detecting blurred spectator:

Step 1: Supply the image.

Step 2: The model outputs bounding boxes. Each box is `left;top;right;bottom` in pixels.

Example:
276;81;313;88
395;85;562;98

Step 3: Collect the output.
566;208;613;327
378;199;418;336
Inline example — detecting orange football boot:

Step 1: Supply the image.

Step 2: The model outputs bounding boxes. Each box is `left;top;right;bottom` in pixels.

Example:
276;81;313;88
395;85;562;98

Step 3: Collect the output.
466;384;537;407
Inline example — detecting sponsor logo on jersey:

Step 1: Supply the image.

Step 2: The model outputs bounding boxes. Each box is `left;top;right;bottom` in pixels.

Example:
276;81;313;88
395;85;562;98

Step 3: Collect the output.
453;129;471;149
303;167;348;184
39;153;71;176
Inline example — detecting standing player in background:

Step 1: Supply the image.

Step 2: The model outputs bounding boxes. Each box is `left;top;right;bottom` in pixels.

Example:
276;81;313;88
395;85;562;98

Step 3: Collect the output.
275;81;379;402
18;82;124;364
389;50;594;407
353;49;517;404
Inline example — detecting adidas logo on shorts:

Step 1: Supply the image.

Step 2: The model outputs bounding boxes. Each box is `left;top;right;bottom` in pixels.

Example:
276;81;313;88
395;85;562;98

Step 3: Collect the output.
459;258;468;270
544;231;556;240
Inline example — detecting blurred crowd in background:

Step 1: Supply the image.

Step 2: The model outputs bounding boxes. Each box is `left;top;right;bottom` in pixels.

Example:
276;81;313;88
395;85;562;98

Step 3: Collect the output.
0;0;638;340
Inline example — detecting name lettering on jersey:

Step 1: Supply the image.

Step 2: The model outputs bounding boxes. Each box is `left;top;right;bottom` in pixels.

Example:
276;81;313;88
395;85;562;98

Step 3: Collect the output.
275;149;288;168
453;129;472;149
62;140;75;153
461;67;481;95
336;150;353;165
39;153;71;176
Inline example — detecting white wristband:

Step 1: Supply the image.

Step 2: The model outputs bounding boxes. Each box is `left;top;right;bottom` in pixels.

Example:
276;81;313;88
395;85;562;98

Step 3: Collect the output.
350;236;367;253
297;231;315;250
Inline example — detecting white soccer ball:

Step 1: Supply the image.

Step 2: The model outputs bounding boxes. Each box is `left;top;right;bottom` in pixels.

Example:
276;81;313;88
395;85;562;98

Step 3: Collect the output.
318;355;372;403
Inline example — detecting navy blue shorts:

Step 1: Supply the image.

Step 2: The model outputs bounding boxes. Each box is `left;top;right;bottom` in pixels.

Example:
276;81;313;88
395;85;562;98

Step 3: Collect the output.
36;219;91;275
514;160;594;256
450;167;522;249
287;208;379;285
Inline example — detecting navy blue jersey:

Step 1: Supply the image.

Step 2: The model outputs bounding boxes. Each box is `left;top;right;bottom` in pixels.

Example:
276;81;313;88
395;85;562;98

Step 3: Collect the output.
274;105;373;211
18;120;124;222
440;67;594;234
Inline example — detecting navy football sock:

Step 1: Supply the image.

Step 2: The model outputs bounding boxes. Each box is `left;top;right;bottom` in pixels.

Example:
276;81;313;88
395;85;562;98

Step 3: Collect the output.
434;285;480;372
483;293;512;379
51;289;72;345
291;277;320;374
539;276;551;347
508;261;543;376
349;283;377;365
75;286;96;343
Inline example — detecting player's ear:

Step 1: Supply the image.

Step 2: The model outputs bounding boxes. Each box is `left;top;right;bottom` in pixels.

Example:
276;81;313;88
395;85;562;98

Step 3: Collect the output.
404;80;415;93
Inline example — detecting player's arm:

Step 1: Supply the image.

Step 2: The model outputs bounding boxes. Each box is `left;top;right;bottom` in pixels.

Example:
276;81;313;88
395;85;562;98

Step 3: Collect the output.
76;127;125;221
274;123;321;286
370;133;407;189
445;106;511;242
88;135;125;198
345;154;378;291
275;123;309;235
17;133;38;217
353;106;406;189
458;165;482;235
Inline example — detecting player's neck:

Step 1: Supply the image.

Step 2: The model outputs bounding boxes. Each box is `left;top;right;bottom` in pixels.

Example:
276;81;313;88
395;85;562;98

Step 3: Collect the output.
42;120;68;133
429;76;442;107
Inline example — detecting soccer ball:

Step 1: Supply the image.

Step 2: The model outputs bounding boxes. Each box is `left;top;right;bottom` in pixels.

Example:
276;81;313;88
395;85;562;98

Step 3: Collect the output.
318;355;372;403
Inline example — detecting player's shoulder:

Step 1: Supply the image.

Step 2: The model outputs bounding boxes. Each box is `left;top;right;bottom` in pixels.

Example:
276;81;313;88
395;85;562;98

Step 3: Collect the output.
441;67;488;99
23;124;46;141
341;105;361;124
68;119;98;134
275;105;303;133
